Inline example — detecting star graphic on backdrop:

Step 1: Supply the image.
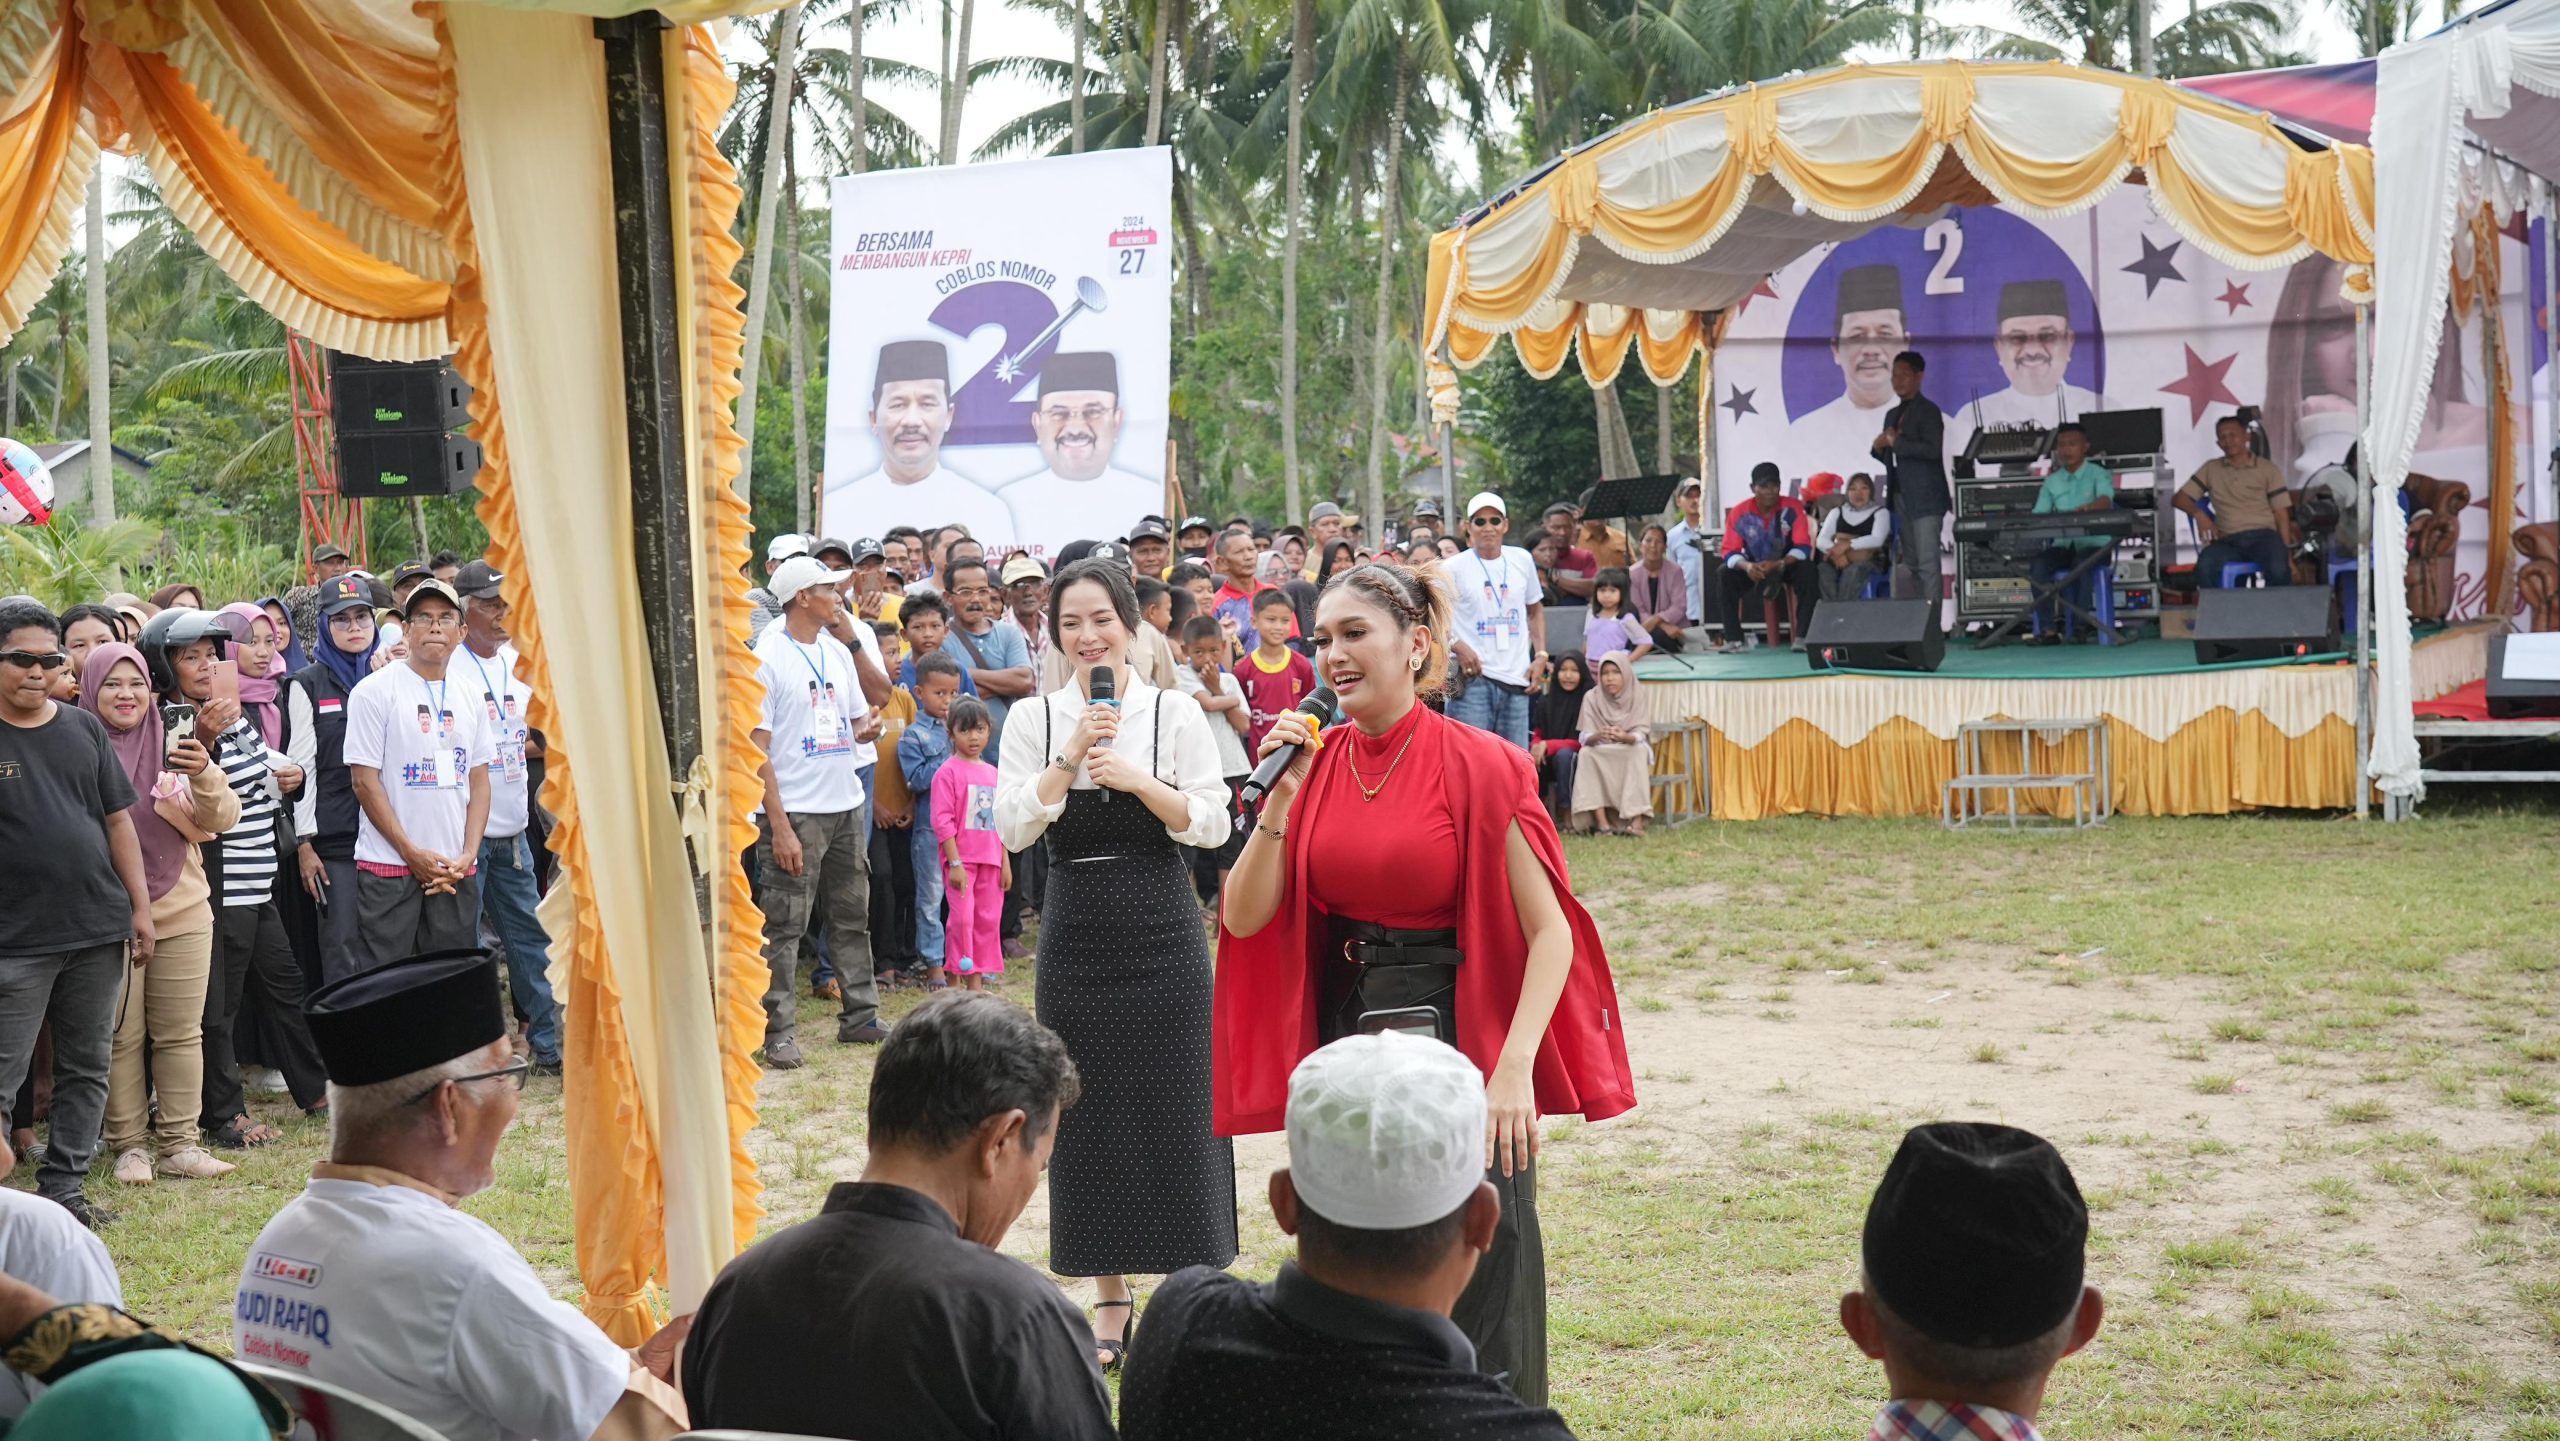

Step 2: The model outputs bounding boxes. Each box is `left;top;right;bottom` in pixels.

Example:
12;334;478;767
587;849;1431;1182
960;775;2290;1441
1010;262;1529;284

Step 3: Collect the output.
2124;236;2186;298
1735;277;1782;315
2217;280;2252;315
1721;384;1759;422
2161;344;2241;426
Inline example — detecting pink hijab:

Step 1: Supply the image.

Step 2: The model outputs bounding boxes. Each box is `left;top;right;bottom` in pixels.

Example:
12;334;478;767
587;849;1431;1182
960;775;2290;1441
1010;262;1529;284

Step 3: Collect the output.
215;602;284;747
77;643;189;900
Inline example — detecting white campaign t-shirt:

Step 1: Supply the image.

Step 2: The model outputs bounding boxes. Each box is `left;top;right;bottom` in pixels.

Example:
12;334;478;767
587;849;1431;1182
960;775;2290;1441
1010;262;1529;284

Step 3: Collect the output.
341;660;495;866
754;624;867;816
1452;544;1541;686
0;1189;122;1420
236;1176;630;1441
453;641;535;839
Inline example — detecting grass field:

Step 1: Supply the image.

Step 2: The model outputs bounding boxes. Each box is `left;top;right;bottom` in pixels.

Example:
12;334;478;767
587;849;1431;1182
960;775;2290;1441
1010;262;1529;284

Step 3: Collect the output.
52;807;2560;1439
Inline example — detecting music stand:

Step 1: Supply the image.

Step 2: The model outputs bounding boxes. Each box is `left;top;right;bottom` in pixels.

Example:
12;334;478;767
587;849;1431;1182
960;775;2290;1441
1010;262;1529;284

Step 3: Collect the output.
1582;474;1688;527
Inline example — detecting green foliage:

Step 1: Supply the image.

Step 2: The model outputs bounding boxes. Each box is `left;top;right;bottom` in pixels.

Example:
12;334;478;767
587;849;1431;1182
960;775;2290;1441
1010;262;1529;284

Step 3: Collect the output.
0;514;160;609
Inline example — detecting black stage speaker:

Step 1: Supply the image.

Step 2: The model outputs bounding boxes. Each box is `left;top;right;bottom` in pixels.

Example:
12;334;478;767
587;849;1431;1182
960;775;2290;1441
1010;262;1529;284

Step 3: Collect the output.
2191;586;2338;665
1805;599;1944;673
331;354;481;498
2485;634;2560;718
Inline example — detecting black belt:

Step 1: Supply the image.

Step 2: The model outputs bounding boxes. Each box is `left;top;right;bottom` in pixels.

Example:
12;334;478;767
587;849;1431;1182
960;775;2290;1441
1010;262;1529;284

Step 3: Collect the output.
1335;919;1461;970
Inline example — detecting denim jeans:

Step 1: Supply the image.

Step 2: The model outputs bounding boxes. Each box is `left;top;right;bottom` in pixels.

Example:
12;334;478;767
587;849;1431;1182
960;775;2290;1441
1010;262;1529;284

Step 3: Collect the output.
911;824;947;966
1449;676;1531;748
477;832;563;1064
0;943;124;1203
2197;527;2292;587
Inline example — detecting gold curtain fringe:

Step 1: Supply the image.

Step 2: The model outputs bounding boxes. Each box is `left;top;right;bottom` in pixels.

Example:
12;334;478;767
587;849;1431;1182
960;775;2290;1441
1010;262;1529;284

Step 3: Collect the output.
162;32;452;281
426;7;666;1346
673;22;769;1257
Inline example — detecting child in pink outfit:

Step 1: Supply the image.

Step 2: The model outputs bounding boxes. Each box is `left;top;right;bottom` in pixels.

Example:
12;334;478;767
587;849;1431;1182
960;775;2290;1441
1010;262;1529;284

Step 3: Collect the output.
930;697;1010;989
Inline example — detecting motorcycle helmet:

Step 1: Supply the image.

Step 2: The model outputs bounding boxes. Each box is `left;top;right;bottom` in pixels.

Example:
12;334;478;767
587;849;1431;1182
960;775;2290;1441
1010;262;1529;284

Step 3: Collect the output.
137;607;231;697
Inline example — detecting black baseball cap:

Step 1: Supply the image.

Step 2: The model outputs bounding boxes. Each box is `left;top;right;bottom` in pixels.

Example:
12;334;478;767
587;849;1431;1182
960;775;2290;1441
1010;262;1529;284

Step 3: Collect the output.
312;542;351;564
388;560;434;589
1087;541;1132;569
848;538;886;565
451;560;504;600
1177;516;1213;537
812;537;855;564
1127;518;1171;543
317;574;376;616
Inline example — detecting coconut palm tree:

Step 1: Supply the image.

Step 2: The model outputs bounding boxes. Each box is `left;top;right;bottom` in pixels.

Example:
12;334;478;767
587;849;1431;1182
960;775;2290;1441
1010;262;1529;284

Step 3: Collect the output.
1974;0;2297;76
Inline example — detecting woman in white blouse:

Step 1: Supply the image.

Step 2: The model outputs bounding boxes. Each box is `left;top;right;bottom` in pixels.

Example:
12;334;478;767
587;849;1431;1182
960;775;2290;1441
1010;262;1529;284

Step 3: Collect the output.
994;557;1235;1371
1817;472;1893;601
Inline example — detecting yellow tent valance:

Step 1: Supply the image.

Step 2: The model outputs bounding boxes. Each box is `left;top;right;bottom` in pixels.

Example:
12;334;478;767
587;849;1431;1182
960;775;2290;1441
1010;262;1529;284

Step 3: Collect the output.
1424;61;2378;394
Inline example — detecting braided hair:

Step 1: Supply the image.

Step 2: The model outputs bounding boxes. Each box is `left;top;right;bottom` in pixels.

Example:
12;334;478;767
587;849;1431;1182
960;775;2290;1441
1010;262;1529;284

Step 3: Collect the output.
1321;559;1453;697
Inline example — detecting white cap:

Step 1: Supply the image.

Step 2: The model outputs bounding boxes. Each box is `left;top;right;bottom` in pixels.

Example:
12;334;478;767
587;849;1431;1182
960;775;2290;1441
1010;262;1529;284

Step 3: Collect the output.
769;554;851;602
767;533;811;565
1286;1032;1486;1230
1463;490;1507;519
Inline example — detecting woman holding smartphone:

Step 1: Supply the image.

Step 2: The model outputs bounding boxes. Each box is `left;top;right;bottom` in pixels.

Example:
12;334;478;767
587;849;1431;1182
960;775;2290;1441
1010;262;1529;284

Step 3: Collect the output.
79;629;240;1184
1215;559;1637;1407
994;558;1236;1370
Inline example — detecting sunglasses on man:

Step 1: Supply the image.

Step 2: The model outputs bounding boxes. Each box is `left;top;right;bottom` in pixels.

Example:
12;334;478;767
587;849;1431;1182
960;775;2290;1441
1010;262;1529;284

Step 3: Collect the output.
0;650;69;670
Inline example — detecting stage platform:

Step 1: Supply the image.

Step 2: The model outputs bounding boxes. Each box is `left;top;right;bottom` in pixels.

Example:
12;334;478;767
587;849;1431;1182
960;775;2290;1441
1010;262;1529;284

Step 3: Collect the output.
1633;625;2493;821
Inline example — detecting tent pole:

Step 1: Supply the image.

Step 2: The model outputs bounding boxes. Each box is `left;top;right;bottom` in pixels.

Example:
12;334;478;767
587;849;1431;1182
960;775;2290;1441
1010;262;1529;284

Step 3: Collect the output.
2546;181;2559;527
2355;300;2372;821
597;14;708;886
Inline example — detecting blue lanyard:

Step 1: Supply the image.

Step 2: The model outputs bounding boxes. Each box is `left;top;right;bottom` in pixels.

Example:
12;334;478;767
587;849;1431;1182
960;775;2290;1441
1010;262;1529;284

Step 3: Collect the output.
424;676;448;733
1474;550;1509;602
792;637;833;695
464;647;509;715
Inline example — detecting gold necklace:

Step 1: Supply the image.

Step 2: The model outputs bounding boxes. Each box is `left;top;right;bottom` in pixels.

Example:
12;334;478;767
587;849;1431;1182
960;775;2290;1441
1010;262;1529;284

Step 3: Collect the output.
1346;726;1418;801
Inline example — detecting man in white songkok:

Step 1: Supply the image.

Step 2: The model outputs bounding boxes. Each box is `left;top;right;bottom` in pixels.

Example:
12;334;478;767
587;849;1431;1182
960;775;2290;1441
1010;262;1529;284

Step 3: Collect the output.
1118;1032;1575;1439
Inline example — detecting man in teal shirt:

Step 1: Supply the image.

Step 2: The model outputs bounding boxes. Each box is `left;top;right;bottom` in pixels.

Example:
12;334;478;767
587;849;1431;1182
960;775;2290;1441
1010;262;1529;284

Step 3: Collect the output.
2031;422;2115;641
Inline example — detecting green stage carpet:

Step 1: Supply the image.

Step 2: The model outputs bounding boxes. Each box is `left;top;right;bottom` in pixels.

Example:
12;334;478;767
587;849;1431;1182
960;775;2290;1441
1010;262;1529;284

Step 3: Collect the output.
1630;634;2353;684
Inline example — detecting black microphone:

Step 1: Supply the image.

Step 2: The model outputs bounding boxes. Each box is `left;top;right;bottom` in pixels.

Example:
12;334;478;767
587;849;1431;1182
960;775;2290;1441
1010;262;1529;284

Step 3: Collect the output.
1087;666;1116;708
1240;686;1339;807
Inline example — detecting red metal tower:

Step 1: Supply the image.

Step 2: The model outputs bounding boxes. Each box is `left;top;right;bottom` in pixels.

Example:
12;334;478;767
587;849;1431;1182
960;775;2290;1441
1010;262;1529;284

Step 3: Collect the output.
288;331;364;581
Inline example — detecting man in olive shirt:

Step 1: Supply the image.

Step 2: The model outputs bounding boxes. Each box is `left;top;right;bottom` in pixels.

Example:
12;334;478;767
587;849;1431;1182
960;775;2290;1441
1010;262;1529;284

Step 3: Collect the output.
2028;423;2115;641
2175;413;2296;587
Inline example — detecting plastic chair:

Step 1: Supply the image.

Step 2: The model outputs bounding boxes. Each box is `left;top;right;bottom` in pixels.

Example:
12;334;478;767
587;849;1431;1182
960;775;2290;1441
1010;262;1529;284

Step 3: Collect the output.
2029;560;2118;646
232;1363;449;1441
2219;561;2265;588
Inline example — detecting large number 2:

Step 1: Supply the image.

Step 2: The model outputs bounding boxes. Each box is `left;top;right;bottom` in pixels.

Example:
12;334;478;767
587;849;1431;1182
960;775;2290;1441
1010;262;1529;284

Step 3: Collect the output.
1922;219;1965;296
926;280;1062;447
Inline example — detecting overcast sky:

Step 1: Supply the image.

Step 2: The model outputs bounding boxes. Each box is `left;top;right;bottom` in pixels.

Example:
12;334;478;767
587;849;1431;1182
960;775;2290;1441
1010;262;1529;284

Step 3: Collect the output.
825;0;2373;167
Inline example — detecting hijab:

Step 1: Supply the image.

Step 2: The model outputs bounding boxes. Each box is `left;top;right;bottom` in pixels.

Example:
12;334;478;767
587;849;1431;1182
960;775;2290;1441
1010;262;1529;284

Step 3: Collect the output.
79;644;189;899
1532;651;1590;741
1579;650;1648;742
216;603;285;747
315;604;380;691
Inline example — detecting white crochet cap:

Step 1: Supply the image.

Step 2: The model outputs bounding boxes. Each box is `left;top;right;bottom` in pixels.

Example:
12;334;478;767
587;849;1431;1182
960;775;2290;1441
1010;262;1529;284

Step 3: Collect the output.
1286;1031;1486;1230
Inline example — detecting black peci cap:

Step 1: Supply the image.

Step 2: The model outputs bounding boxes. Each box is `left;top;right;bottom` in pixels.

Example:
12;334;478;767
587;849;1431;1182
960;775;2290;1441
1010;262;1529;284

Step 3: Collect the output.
306;948;508;1087
1862;1122;2089;1349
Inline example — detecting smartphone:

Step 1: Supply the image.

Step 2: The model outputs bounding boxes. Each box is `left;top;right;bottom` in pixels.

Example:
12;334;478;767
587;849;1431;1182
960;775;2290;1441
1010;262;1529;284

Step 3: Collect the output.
1357;1006;1445;1042
161;702;198;755
208;657;240;707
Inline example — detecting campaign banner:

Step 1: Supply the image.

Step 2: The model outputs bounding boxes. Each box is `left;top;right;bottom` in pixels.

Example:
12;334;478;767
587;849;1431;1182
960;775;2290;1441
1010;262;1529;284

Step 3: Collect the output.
822;148;1174;557
1710;189;2545;620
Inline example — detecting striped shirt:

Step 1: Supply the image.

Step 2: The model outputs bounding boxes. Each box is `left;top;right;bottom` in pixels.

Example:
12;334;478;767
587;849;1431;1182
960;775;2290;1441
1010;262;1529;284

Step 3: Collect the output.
1871;1400;2044;1441
210;719;288;909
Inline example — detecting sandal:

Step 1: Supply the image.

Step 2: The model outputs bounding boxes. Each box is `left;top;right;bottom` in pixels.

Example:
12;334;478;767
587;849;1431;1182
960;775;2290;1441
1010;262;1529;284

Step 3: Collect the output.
1091;1297;1135;1371
207;1115;282;1150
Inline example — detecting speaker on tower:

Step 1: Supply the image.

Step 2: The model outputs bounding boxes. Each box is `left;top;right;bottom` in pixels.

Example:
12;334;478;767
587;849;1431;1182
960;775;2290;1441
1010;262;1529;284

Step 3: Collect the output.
329;354;482;499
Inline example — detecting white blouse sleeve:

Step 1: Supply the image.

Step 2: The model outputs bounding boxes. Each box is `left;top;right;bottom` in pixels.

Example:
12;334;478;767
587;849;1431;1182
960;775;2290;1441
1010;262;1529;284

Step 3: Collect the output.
995;693;1068;852
1153;689;1235;850
286;681;319;840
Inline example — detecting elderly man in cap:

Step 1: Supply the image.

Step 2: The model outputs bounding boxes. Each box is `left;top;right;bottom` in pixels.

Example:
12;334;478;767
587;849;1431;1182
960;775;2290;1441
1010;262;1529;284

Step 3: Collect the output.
236;949;692;1440
311;542;355;584
450;560;561;1074
1841;1123;2102;1441
343;578;492;974
829;339;1016;544
1956;279;2102;457
1121;1032;1574;1440
1662;477;1712;629
682;993;1110;1441
755;554;888;1066
1802;262;1912;477
1304;501;1345;572
1002;351;1158;543
1126;516;1175;579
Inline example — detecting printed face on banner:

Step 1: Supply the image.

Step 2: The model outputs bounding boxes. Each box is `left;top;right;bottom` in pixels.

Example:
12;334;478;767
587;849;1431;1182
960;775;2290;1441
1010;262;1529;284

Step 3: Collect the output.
1712;190;2543;620
823;149;1174;557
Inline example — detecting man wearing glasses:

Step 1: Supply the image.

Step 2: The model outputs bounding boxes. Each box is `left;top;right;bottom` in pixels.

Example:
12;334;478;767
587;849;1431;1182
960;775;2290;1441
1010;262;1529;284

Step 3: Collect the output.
1447;492;1550;750
1002;351;1160;547
0;599;153;1228
342;580;492;975
238;947;692;1440
1956;279;2102;456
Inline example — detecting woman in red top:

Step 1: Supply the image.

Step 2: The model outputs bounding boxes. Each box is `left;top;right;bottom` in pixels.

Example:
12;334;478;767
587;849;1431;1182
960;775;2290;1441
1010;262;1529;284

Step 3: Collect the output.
1216;560;1636;1408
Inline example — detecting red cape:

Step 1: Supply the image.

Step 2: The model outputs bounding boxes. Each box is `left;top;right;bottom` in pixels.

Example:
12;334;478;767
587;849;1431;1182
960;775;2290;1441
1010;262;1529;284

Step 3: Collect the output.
1212;705;1638;1136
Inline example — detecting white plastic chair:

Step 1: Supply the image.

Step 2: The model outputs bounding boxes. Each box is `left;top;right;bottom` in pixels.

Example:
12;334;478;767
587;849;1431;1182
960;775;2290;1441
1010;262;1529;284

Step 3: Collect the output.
232;1362;451;1441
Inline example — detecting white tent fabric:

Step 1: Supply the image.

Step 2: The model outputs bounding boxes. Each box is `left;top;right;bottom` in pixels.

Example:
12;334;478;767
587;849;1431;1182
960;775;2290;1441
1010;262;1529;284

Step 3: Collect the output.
2371;0;2560;801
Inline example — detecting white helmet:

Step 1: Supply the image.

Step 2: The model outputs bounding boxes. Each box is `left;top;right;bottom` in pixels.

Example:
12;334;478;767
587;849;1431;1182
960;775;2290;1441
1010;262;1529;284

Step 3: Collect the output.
0;438;54;526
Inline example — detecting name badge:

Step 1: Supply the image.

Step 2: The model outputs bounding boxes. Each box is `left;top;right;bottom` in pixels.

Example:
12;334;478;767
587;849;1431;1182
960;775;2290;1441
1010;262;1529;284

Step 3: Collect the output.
812;699;845;745
431;744;458;790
